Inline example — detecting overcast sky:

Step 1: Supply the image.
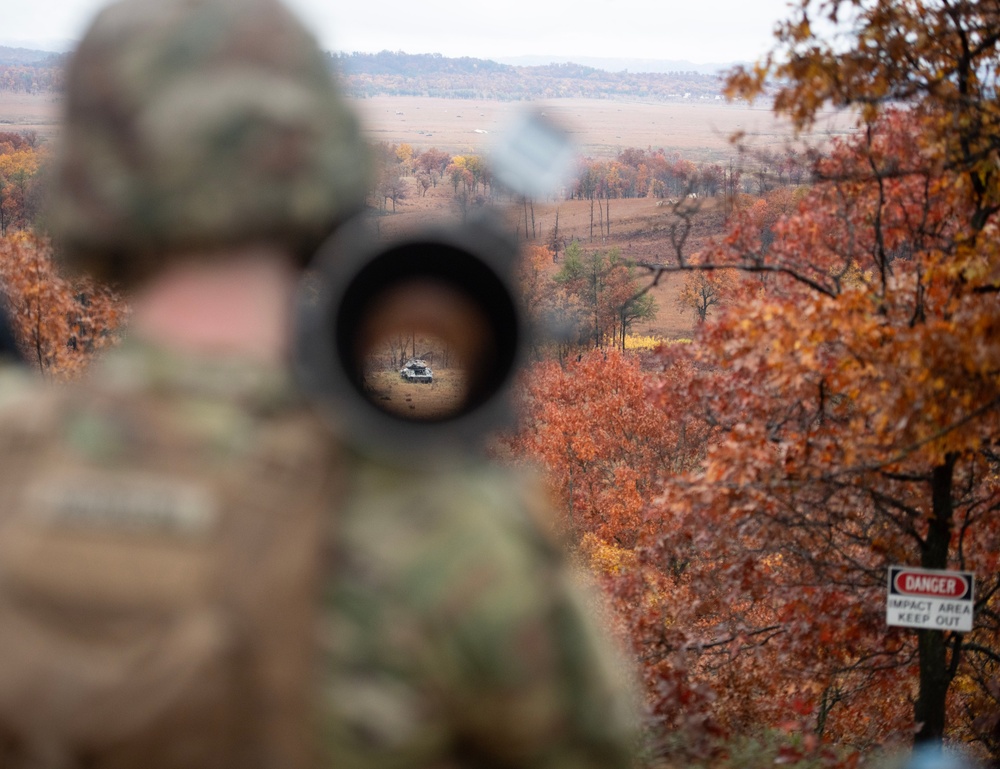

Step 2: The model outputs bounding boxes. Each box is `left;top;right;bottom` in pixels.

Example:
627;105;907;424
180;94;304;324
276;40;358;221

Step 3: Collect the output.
3;0;795;66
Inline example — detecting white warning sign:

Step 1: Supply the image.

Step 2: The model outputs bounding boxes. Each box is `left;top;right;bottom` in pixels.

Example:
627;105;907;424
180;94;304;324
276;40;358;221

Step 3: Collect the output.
886;566;974;632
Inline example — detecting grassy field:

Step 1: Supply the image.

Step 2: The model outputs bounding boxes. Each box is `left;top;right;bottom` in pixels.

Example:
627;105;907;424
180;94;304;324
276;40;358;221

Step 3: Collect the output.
0;91;61;141
2;91;853;162
350;95;853;163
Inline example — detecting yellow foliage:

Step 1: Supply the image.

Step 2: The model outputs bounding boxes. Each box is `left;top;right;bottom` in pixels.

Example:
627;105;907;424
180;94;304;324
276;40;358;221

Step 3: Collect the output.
623;334;691;350
0;148;42;177
579;532;637;576
623;334;662;350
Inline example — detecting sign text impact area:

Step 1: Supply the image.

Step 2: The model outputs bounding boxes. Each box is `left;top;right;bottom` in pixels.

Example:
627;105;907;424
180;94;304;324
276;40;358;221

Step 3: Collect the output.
886;566;974;632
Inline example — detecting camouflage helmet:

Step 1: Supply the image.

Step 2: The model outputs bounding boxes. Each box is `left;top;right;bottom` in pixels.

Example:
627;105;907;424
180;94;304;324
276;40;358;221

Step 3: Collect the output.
49;0;371;286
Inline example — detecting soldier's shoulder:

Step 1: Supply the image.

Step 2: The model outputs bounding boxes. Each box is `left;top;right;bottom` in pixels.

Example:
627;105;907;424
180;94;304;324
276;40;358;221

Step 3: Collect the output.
338;460;567;597
0;367;68;439
346;460;556;533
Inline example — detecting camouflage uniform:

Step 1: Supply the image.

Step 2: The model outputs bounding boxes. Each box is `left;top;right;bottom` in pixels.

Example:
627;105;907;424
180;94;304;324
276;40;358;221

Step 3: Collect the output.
322;460;638;768
0;341;336;767
0;0;641;765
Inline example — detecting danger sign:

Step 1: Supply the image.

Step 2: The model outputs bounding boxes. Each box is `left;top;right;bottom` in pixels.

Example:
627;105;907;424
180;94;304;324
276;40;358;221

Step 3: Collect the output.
886;566;974;632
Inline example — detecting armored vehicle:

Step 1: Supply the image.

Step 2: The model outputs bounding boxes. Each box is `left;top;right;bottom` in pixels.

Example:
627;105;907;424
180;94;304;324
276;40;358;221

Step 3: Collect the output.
400;358;433;383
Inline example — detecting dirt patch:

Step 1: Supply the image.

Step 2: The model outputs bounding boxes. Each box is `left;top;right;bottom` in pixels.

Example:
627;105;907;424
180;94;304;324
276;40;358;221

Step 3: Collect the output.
517;195;721;340
364;367;469;421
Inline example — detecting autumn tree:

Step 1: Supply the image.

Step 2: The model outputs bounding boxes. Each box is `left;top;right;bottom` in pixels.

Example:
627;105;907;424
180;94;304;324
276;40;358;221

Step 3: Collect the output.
0;135;47;236
0;234;126;378
415;147;451;184
556;242;656;350
697;164;725;198
369;141;408;214
709;0;1000;753
513;243;584;363
504;348;675;546
500;344;721;760
394;142;414;174
674;253;739;323
627;80;1000;769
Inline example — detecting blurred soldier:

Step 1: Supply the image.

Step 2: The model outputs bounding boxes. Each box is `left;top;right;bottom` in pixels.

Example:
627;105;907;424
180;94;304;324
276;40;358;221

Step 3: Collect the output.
0;1;366;766
0;0;638;767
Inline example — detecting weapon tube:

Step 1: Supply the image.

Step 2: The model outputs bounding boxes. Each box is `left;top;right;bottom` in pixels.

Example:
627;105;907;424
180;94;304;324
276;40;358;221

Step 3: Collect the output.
293;212;526;466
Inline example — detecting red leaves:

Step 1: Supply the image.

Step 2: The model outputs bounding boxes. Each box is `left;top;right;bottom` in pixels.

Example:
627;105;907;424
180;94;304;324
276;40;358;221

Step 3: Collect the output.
508;60;1000;759
505;349;673;546
632;104;1000;757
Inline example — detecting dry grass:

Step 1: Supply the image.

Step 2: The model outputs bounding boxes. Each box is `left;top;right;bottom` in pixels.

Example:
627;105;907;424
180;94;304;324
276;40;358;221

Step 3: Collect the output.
0;91;61;141
350;95;853;163
2;91;854;162
364;367;469;421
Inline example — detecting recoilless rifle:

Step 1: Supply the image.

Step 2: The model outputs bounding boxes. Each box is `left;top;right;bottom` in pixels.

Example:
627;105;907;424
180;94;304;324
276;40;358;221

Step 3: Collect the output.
294;210;526;466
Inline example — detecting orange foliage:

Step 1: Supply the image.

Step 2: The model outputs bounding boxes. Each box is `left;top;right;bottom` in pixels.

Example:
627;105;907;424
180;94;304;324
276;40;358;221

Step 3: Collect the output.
503;0;1000;761
644;108;1000;756
507;112;1000;762
0;234;127;378
506;349;673;547
0;136;47;237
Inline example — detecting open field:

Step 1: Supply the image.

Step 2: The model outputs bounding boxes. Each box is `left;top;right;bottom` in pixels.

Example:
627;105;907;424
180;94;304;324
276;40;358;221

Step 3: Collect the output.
351;95;854;162
2;91;854;163
375;185;706;341
0;91;61;141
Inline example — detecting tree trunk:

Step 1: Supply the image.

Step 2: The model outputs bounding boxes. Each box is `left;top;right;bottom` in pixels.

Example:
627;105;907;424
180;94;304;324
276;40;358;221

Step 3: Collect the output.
551;209;561;262
914;453;958;747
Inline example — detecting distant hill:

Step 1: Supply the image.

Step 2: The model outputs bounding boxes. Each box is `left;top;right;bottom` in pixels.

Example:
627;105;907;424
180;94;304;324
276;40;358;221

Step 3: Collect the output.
0;46;65;93
0;46;65;67
0;38;74;54
0;45;726;102
334;51;725;101
495;55;739;76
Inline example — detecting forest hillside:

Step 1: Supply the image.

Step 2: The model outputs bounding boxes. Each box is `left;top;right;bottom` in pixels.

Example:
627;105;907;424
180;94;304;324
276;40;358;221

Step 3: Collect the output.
0;45;725;100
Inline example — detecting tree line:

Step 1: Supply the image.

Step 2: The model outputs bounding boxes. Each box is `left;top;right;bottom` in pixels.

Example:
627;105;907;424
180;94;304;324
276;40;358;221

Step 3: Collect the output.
334;51;725;100
0;48;66;93
0;131;48;236
0;47;727;100
0;130;125;373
